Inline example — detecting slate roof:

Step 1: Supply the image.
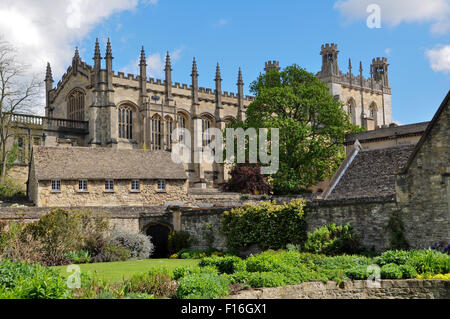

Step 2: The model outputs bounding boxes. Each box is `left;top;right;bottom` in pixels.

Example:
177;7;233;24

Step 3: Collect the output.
32;146;187;180
325;145;415;200
344;122;429;145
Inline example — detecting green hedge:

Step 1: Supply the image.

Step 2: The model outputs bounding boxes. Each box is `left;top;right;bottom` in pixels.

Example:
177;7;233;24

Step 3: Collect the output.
221;199;307;251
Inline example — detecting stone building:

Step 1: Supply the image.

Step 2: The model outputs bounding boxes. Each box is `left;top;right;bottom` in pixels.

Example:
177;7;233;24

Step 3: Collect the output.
5;41;395;193
28;146;188;207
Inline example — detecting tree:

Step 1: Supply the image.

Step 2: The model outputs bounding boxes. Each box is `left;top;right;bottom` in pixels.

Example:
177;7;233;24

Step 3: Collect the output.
237;64;362;194
0;37;41;182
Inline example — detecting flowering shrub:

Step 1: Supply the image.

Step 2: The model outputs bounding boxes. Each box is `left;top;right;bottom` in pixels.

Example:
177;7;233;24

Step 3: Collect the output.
108;229;153;260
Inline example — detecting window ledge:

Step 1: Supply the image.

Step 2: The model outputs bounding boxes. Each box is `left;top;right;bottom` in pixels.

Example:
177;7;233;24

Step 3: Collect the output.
156;190;167;193
130;190;141;193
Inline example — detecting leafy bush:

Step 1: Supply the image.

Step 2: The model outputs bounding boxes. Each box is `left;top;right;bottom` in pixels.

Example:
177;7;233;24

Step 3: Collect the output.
303;223;360;256
345;266;373;280
199;255;246;274
222;163;272;195
399;264;417;279
0;178;25;197
168;231;193;255
64;251;91;264
123;268;176;298
375;249;450;274
91;244;131;263
222;199;307;251
380;263;403;279
173;266;218;281
245;272;289;288
176;273;230;299
108;229;153;260
0;260;69;299
416;273;450;280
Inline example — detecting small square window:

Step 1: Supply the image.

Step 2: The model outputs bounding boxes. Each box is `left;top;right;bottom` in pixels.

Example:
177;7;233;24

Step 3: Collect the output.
51;180;61;191
105;180;114;191
157;180;166;191
33;137;40;145
78;179;88;191
131;180;140;191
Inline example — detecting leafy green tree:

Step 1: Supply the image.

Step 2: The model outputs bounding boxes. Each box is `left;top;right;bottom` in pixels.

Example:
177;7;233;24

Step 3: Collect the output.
234;64;362;194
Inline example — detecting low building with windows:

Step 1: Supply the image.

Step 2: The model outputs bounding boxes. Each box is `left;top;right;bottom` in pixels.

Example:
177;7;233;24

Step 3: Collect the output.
28;146;189;207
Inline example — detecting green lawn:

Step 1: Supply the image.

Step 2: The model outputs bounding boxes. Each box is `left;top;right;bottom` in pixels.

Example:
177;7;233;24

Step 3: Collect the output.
54;259;199;283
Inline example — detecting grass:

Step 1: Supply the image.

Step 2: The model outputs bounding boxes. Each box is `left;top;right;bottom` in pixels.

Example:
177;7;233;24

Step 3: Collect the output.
53;259;199;283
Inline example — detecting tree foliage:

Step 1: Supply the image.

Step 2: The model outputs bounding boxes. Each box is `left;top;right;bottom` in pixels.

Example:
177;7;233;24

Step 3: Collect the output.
235;65;362;194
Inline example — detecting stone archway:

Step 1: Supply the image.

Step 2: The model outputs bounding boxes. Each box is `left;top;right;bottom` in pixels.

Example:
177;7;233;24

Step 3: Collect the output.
146;223;171;258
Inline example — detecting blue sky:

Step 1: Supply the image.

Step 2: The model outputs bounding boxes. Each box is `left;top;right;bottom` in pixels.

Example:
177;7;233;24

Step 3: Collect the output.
1;0;448;124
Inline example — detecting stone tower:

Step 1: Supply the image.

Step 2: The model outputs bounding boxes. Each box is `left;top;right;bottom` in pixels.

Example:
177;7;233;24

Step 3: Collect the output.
264;60;280;72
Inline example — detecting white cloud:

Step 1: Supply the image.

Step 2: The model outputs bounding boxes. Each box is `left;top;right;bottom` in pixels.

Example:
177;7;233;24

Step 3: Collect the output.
0;0;157;79
334;0;450;34
384;48;391;56
426;45;450;73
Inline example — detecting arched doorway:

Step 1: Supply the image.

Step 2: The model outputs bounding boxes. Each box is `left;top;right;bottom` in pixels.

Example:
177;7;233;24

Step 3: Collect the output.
146;224;171;258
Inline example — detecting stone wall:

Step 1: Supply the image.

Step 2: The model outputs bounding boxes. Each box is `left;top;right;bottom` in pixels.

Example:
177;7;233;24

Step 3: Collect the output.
230;280;450;299
36;179;190;207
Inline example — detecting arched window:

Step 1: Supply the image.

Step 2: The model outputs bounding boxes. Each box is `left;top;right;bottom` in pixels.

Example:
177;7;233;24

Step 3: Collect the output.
346;98;356;124
165;116;173;150
118;105;133;139
67;89;85;121
201;115;213;147
152;115;162;150
177;112;190;144
369;103;378;128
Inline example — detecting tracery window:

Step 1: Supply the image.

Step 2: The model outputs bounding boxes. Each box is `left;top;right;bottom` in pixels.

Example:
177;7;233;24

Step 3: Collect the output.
177;112;189;144
118;105;133;139
67;89;85;121
152;115;162;150
165;116;173;150
201;115;213;147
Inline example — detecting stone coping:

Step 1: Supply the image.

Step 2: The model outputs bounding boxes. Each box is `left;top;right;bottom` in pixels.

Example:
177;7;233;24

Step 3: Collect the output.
229;280;450;299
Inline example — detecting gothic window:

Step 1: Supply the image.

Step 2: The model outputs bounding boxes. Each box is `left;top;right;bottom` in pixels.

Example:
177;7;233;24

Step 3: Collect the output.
165;116;173;150
118;105;133;139
177;112;190;144
346;98;356;125
369;103;378;127
201;115;213;147
67;89;85;121
152;115;162;150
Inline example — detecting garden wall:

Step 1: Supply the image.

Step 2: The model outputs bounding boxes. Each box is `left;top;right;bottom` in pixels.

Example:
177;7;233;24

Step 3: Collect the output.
230;280;450;299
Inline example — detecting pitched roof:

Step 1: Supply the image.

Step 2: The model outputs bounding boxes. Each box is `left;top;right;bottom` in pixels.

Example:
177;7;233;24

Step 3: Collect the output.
325;145;415;201
344;121;429;145
399;90;450;174
32;146;187;180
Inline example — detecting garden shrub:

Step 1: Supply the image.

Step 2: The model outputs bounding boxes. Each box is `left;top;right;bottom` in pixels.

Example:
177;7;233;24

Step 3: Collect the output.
0;260;69;299
0;178;25;198
399;264;417;279
108;229;153;259
431;242;449;254
245;272;288;288
221;199;307;251
124;268;177;298
91;244;131;263
173;266;218;280
303;223;361;256
416;273;450;280
222;163;272;195
64;251;91;264
380;263;403;279
176;273;229;299
345;266;373;280
199;255;246;274
375;249;450;274
168;231;193;255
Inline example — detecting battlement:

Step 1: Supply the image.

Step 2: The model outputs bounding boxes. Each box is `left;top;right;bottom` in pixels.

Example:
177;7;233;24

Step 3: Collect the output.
264;60;280;72
321;43;338;52
372;57;388;65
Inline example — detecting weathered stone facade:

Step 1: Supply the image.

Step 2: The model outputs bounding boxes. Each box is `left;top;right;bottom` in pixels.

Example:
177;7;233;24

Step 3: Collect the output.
36;179;189;208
